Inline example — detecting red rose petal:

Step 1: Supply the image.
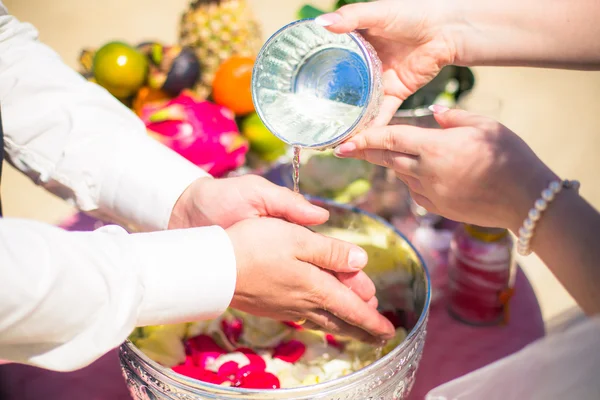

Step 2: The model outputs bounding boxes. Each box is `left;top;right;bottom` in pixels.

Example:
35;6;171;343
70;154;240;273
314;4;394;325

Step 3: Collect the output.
283;321;304;330
185;335;227;367
382;310;404;329
217;361;239;378
172;365;225;383
236;371;281;389
221;318;244;344
186;335;227;353
273;340;306;363
235;347;267;371
325;334;344;350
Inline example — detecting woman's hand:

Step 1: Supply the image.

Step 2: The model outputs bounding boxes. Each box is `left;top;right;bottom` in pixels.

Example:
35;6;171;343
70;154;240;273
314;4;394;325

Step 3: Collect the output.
335;107;557;231
316;0;460;124
319;0;600;94
226;217;396;343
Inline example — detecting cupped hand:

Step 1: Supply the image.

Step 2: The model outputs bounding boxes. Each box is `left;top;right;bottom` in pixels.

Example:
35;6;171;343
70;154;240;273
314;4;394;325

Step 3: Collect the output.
316;0;460;125
226;218;396;343
335;107;558;231
168;174;329;230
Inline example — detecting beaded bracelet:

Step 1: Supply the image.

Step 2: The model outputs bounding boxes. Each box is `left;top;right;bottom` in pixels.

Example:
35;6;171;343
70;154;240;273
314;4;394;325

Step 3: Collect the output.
517;179;580;256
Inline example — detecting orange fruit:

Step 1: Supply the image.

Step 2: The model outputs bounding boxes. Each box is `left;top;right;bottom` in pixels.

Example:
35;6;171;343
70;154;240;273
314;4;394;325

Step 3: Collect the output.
212;56;255;115
133;86;171;116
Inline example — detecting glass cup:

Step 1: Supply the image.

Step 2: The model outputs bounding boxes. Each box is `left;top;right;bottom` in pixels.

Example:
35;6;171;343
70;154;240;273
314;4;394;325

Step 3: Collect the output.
251;19;383;150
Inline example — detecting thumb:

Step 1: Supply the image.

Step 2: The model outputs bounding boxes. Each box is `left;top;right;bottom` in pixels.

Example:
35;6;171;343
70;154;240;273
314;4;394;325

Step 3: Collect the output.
255;178;329;225
297;228;369;273
429;105;482;129
315;1;393;33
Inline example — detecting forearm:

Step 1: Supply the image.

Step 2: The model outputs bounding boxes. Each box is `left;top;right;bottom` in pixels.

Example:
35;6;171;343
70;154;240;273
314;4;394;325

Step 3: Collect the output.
510;173;600;315
530;191;600;315
0;219;236;371
0;10;208;231
449;0;600;69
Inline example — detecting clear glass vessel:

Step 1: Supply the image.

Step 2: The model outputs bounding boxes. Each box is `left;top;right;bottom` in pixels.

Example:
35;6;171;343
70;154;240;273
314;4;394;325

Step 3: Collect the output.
120;198;430;400
251;19;383;150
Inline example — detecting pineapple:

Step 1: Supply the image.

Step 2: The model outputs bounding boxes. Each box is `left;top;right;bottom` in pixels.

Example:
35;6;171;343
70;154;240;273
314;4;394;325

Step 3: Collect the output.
179;0;263;99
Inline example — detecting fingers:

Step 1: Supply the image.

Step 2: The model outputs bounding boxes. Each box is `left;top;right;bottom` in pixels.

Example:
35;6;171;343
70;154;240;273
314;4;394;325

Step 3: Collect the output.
340;148;420;178
372;94;403;127
255;177;329;225
316;274;395;340
305;309;381;344
367;296;379;309
410;191;439;214
430;105;486;129
296;229;368;273
336;270;377;302
336;125;430;157
395;173;424;193
315;1;394;33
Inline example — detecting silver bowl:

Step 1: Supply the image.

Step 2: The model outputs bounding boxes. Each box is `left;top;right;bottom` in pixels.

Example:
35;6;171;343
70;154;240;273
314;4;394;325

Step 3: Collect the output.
119;198;431;400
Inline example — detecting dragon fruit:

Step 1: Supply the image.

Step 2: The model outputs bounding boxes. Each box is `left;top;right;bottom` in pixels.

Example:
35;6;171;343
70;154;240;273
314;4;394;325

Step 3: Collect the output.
140;90;249;177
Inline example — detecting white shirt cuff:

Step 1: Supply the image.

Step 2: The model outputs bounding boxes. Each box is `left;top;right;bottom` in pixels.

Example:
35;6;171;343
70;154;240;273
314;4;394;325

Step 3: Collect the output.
128;225;237;326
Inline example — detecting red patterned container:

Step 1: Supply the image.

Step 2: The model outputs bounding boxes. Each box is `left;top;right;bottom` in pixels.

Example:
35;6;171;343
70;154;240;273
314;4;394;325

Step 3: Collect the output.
447;224;516;325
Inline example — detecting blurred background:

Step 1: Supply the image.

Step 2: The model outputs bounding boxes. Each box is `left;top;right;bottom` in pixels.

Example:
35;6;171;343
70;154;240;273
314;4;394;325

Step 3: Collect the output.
3;0;599;328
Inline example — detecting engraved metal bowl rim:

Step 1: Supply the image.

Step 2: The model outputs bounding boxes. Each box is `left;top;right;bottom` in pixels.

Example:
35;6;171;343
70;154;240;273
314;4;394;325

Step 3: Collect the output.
121;196;431;395
251;18;377;150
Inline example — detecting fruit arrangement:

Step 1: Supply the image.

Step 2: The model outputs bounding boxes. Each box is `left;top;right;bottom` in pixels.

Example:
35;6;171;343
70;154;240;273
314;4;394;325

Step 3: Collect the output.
140;91;249;177
78;0;288;175
179;0;263;100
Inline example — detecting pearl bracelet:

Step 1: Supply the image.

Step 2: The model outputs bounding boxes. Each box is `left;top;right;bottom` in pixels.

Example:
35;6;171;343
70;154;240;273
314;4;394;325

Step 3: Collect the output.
517;179;580;256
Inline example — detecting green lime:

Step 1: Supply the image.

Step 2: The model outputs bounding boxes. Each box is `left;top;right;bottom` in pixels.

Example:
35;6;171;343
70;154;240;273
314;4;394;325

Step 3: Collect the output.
241;113;287;161
93;41;149;99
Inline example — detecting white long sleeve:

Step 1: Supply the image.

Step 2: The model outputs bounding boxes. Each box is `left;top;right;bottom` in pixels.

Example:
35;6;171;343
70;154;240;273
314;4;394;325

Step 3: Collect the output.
0;3;239;372
0;3;209;231
0;219;237;372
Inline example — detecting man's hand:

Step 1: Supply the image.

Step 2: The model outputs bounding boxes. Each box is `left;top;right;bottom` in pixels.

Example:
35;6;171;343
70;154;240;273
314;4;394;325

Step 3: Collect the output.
168;175;329;230
227;218;395;342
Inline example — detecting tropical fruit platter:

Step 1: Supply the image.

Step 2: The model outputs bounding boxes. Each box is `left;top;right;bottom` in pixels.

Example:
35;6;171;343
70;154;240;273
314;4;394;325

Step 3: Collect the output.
77;0;474;210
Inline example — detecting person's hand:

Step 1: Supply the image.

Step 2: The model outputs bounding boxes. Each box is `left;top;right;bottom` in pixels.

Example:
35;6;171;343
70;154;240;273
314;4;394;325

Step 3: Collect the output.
315;0;460;124
226;217;396;342
334;106;558;232
169;175;329;230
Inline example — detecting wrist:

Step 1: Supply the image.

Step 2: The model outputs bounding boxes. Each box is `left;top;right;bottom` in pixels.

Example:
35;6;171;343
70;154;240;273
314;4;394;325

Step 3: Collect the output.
168;177;213;229
443;0;522;67
506;162;559;234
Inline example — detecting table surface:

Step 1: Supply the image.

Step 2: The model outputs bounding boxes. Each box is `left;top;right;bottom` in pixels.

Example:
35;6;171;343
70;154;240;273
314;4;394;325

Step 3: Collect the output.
0;213;545;399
